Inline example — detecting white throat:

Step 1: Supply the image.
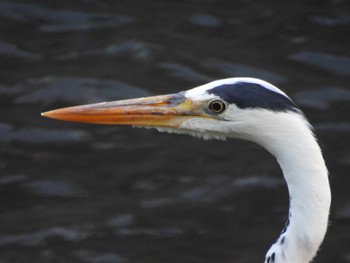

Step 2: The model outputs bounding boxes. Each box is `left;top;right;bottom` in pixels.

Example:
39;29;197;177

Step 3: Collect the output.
251;112;331;263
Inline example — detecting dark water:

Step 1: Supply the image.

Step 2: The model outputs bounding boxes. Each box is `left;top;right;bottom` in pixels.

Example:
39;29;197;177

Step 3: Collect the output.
0;1;349;262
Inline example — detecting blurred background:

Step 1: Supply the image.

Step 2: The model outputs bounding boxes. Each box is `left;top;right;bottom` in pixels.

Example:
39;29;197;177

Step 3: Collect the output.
0;0;349;262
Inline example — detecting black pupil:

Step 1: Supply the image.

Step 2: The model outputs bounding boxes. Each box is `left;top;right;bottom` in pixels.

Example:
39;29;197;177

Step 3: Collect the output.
210;100;225;113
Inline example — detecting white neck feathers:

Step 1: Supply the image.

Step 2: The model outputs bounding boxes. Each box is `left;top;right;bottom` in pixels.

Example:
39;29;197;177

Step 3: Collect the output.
252;112;331;263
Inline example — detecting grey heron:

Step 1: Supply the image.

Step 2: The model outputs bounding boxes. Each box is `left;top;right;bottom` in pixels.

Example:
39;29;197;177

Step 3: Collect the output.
42;77;331;263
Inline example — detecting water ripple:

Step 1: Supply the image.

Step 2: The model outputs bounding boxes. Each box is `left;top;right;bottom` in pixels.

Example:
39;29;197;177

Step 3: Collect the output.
290;51;350;76
0;227;90;247
14;76;150;105
0;1;134;32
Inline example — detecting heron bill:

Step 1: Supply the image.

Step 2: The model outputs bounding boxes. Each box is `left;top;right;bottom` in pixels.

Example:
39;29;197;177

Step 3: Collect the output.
41;93;209;128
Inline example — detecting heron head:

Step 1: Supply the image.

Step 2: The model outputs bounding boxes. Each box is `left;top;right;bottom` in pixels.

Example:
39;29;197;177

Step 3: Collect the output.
42;78;302;142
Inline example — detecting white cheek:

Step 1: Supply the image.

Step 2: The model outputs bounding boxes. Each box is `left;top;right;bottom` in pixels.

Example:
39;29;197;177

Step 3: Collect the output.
220;105;238;120
180;117;217;131
179;118;229;140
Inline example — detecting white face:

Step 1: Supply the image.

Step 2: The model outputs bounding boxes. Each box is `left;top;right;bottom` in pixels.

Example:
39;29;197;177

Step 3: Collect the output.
156;78;307;150
172;96;253;141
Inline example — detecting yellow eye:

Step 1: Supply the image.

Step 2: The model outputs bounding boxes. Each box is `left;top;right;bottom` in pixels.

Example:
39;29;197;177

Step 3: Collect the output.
208;99;227;114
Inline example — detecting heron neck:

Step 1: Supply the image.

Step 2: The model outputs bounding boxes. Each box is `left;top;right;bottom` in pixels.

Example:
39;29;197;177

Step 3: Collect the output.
262;122;331;263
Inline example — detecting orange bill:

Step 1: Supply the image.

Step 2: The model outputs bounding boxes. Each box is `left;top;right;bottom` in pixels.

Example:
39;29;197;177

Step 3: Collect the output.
42;93;207;128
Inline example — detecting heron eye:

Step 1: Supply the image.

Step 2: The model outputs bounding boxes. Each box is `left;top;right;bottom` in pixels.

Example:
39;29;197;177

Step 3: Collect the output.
208;99;227;114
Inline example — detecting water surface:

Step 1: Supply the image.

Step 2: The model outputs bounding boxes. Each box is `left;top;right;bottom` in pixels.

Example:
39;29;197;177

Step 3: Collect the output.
0;1;349;262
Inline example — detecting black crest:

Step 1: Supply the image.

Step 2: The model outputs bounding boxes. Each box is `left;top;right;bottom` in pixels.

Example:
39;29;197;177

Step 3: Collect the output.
208;82;300;113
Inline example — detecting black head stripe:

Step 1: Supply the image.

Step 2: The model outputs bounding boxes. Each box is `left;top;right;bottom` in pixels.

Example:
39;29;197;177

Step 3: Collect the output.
207;82;300;113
